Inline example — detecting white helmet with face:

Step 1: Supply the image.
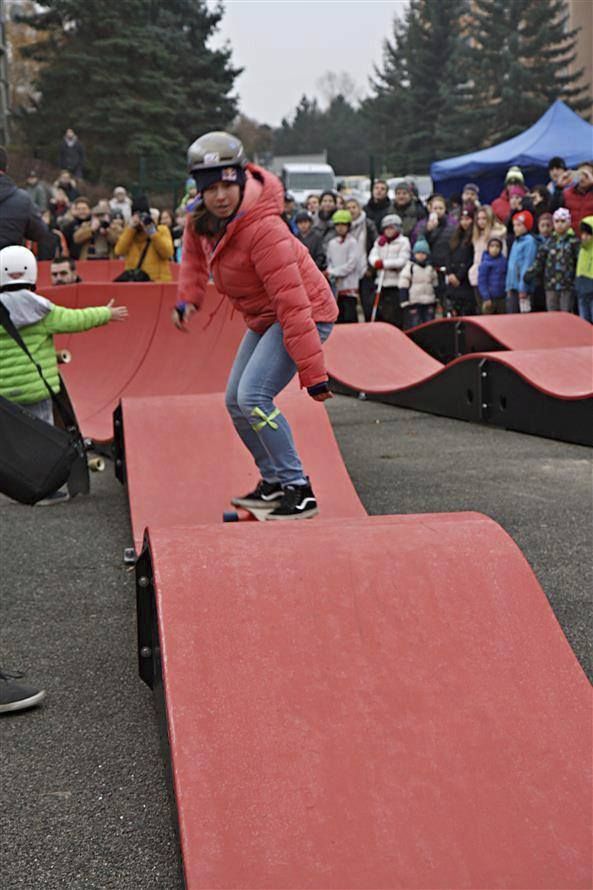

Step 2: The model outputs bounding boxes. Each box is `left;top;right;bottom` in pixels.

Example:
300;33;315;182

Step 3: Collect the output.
0;245;38;289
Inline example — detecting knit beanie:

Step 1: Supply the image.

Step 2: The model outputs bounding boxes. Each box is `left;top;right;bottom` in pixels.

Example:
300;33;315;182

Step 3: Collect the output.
512;210;534;231
193;165;246;195
505;166;525;184
508;185;525;197
413;238;430;255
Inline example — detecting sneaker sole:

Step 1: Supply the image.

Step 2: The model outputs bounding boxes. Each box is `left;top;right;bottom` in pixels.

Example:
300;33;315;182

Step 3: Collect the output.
35;496;70;507
0;689;46;712
230;497;280;510
266;506;319;521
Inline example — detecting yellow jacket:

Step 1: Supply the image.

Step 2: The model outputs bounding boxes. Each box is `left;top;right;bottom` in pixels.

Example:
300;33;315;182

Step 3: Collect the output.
114;224;173;282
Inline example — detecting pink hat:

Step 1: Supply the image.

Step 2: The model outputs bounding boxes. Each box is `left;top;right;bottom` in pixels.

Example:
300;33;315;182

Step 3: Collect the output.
552;207;571;223
508;185;525;197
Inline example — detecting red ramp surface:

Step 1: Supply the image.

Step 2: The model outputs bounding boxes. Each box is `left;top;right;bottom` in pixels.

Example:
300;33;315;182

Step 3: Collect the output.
325;322;443;394
409;311;593;363
37;259;181;287
140;515;592;889
324;323;593;444
120;389;364;549
123;388;591;886
47;282;245;440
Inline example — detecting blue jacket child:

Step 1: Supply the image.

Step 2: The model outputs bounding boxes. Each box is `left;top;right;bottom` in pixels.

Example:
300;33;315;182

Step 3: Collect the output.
478;237;508;301
505;232;538;293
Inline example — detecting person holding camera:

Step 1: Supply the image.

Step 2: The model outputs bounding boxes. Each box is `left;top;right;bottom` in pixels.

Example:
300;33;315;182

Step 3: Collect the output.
114;195;173;282
70;200;122;260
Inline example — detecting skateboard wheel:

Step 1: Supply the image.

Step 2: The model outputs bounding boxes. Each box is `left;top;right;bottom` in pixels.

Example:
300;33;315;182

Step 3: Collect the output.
123;547;136;565
223;510;239;522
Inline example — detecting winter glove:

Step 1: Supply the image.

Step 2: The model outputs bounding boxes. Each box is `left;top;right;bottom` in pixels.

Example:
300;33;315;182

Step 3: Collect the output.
373;259;384;270
307;380;333;402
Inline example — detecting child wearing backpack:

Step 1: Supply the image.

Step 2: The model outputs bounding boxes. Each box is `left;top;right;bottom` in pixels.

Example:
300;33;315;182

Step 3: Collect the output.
398;238;438;329
0;245;128;503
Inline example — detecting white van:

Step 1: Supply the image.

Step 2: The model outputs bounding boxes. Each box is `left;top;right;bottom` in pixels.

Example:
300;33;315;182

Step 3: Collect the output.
281;163;336;206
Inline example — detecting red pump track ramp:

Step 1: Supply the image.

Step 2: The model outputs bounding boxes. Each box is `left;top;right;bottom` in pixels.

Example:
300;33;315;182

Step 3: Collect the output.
408;311;593;363
139;515;592;890
324;323;593;445
36;258;180;287
47;282;245;441
46;280;591;885
119;388;591;888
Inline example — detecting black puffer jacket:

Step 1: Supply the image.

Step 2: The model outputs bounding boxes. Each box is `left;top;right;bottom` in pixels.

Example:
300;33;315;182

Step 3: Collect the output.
364;196;394;231
0;175;49;249
445;236;474;299
420;217;457;269
297;229;327;270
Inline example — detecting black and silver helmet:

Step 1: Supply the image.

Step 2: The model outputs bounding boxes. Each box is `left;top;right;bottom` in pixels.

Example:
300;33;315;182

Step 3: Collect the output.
187;131;247;174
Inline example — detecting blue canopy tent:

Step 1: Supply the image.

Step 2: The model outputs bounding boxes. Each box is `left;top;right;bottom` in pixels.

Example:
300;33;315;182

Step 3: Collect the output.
430;101;593;202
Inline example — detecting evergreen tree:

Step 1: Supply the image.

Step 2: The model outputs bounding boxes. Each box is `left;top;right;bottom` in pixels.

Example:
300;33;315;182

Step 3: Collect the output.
15;0;241;185
323;95;368;174
365;0;472;173
272;92;368;175
468;0;590;144
362;8;412;174
274;95;325;155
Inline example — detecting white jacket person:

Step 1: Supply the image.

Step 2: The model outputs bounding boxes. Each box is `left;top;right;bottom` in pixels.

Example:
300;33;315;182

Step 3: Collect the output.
368;213;411;288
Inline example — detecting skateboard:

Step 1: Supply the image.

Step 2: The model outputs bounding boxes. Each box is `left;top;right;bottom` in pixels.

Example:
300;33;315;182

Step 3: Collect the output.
223;505;272;523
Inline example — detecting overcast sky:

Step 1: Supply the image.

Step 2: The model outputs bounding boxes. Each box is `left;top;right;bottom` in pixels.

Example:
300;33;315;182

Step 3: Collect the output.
207;1;407;126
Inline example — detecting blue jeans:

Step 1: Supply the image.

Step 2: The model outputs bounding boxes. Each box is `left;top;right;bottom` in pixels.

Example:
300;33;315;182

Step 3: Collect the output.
225;322;333;486
577;293;593;323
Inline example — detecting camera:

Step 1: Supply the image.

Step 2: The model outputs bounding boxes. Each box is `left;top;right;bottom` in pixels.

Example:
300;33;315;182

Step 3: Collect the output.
141;213;153;227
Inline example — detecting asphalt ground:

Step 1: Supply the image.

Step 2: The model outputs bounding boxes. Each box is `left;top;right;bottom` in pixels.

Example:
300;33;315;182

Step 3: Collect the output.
1;396;591;889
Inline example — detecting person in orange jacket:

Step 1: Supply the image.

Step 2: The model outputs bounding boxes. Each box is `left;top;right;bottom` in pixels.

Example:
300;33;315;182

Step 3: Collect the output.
172;132;338;519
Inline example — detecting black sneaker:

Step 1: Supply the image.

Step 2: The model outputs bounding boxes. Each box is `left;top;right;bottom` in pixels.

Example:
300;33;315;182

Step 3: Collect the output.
231;479;283;510
0;669;46;714
266;480;318;520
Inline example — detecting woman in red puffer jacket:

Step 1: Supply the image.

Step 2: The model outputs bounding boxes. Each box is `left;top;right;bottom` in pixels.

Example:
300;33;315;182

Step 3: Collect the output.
173;132;338;520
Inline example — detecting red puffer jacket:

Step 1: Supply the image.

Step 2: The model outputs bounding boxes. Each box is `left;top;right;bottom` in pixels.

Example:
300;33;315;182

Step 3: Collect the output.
178;164;338;388
562;183;593;231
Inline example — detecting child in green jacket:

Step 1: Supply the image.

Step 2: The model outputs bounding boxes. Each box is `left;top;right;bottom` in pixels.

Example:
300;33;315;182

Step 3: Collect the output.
575;217;593;323
0;246;127;501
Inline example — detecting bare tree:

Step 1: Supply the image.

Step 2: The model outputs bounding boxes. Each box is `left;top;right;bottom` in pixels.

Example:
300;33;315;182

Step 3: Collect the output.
316;70;360;107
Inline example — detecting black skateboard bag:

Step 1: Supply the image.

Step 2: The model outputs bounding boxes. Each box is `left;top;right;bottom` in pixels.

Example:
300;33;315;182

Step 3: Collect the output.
0;300;89;505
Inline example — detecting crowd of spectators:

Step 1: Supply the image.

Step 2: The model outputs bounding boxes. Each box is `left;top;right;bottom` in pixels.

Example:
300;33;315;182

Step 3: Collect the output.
3;140;593;322
284;158;593;325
